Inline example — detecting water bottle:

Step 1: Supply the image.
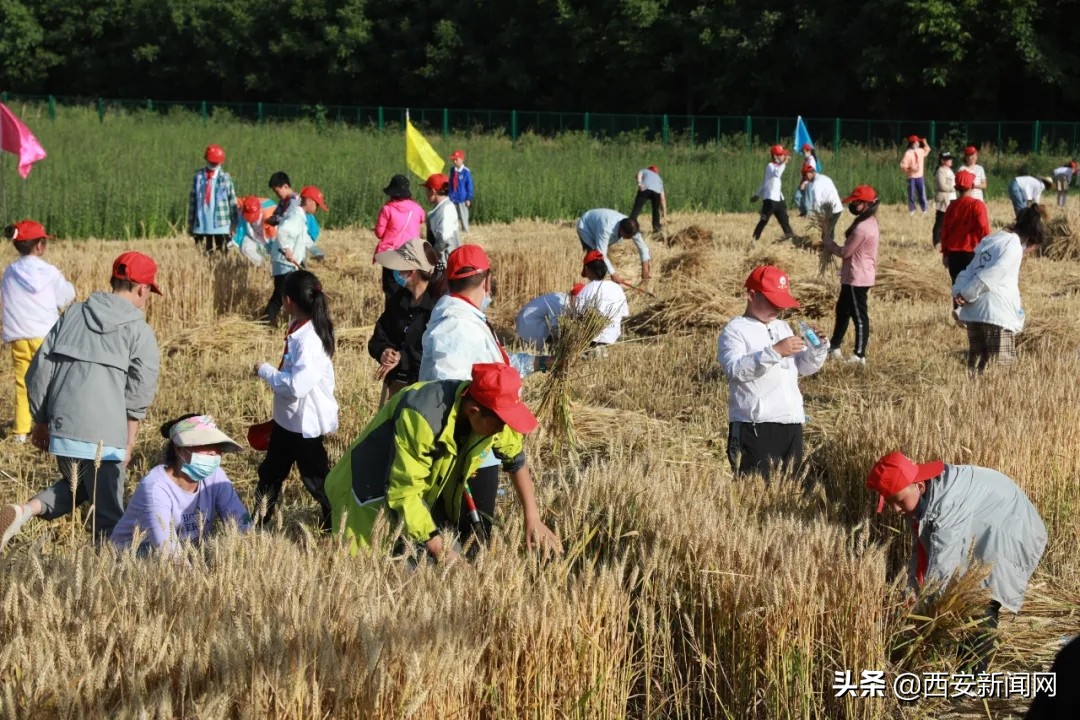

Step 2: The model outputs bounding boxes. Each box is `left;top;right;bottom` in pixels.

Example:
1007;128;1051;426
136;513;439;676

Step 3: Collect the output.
798;321;822;348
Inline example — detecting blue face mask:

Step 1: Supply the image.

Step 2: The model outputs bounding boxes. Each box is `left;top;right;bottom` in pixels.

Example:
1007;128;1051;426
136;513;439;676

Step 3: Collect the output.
392;270;408;287
181;451;221;483
480;295;492;312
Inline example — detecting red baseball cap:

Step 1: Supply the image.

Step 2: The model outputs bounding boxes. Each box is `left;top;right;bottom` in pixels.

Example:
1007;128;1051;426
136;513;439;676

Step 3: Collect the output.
240;196;263;223
299;185;328;211
906;135;920;144
205;144;225;164
964;145;978;156
112;251;162;295
466;363;538;434
569;282;586;297
647;164;659;173
1070;160;1079;170
841;185;878;204
745;265;799;309
866;451;945;513
769;144;787;157
801;162;816;175
801;143;813;152
449;150;465;160
421;173;450;191
9;220;51;242
954;170;975;190
446;244;491;280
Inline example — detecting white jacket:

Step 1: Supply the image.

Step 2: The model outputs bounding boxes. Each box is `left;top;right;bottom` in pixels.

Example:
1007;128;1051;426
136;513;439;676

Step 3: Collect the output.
952;230;1026;332
420;295;506;381
426;198;461;264
258;321;338;438
515;292;569;348
1;256;76;342
807;174;843;215
718;316;829;424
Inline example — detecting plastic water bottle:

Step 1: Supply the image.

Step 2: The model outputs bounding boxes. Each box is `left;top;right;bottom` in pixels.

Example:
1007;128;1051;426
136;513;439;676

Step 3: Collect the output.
798;321;822;348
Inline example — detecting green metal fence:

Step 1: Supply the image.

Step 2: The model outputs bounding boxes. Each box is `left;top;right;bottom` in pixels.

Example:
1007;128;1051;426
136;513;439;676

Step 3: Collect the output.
3;92;1079;155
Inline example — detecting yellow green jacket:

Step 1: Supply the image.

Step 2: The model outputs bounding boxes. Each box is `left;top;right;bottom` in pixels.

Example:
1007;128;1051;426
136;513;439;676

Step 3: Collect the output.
325;380;525;553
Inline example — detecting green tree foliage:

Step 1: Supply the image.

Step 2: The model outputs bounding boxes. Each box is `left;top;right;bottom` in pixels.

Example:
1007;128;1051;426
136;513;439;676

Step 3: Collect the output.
2;0;1078;118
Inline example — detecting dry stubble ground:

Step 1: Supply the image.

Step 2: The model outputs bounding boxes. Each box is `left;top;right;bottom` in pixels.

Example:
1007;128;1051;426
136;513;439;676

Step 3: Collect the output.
0;200;1078;719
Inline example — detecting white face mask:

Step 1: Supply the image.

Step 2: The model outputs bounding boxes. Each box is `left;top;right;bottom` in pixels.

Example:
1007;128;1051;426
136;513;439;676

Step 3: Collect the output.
480;295;492;312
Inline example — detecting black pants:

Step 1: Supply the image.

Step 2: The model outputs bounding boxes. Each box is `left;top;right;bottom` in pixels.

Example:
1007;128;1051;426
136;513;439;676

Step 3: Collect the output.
830;284;870;358
262;273;288;324
630;189;662;232
255;422;332;531
430;465;499;543
194;234;229;253
931;210;947;247
946;251;975;284
753;199;793;239
727;422;804;481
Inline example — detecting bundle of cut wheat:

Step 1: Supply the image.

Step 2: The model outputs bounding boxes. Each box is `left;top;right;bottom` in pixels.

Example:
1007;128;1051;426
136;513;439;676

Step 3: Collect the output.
875;259;950;302
666;225;714;248
1042;208;1080;260
533;304;611;451
625;278;742;336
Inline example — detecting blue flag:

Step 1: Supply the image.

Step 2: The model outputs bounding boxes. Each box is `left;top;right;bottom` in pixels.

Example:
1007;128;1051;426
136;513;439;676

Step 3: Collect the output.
794;116;820;172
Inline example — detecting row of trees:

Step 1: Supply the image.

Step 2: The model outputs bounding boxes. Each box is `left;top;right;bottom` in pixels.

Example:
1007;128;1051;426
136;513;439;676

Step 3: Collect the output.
2;0;1078;118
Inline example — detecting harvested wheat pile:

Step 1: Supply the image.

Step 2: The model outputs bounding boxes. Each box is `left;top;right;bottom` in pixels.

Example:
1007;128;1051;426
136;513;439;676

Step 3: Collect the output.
875;259;950;302
160;316;271;355
795;277;837;320
626;278;742;335
1015;313;1080;354
666;224;714;248
661;247;728;281
1043;208;1080;261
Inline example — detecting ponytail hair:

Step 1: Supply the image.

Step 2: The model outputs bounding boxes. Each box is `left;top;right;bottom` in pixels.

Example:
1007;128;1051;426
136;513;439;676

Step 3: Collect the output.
160;413;200;464
284;270;335;357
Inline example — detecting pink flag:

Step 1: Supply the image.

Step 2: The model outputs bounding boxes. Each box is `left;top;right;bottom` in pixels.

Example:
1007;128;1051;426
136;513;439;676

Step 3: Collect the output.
0;103;48;178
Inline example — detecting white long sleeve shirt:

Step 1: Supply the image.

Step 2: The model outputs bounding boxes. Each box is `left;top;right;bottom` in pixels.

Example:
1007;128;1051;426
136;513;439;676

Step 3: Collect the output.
717;316;829;424
576;209;651;276
1013;176;1046;204
258;321;339;438
757;162;787;202
807;174;843;215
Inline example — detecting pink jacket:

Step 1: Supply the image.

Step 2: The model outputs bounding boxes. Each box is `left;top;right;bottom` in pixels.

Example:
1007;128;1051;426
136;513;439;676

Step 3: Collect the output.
825;216;879;286
900;147;929;179
373;198;425;258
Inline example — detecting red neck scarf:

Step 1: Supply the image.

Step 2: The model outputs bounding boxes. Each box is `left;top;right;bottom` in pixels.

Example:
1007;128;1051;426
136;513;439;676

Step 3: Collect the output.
204;168;215;205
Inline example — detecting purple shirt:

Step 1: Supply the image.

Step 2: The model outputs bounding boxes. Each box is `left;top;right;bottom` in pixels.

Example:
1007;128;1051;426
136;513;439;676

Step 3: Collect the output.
111;465;251;554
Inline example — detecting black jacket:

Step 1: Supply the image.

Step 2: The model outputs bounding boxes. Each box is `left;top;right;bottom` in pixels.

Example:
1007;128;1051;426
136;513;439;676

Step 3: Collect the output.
367;285;439;384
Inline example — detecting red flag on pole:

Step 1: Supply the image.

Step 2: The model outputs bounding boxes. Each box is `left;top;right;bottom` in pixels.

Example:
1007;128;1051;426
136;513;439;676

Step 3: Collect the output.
0;103;48;178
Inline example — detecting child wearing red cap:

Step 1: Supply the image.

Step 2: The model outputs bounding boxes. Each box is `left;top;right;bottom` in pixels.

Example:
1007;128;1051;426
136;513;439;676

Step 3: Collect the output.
299;185;328;261
420;244;552;536
421;173;461;266
751;145;795;240
324;363;561;560
630;165;666;233
188;144;237;254
1;221;75;443
515;284;584;349
794;144;819;217
1052;159;1079;207
801;165;843;239
576;209;651;285
900;135;931;214
718;265;829;480
932;151;956;248
448;150;474;232
0;252;161;551
939;170;991;284
825;185;880;365
961;146;988;202
866;451;1046;673
574;250;630;346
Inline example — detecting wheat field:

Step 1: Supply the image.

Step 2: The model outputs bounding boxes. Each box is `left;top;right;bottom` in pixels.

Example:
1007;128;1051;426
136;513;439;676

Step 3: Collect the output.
1;200;1078;719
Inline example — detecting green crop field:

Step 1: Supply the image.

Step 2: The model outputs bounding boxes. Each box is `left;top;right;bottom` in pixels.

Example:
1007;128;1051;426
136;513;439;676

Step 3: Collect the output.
0;103;1068;239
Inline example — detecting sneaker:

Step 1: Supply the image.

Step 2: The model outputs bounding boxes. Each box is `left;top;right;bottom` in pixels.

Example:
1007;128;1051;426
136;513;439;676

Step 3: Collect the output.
0;504;29;553
12;434;26;444
828;349;843;361
846;355;866;366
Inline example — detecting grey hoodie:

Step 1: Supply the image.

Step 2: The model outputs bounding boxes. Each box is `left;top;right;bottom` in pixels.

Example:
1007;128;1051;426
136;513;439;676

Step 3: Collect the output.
26;291;160;450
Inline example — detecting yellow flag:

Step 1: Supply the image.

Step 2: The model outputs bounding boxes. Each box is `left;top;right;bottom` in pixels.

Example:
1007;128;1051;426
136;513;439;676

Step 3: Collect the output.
405;114;444;180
